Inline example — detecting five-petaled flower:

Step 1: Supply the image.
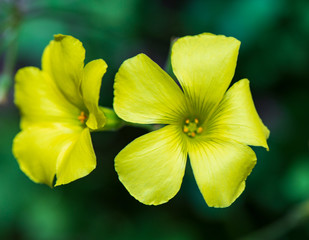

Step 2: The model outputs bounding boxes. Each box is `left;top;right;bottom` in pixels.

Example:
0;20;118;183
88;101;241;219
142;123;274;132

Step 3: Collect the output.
13;34;107;187
114;33;270;207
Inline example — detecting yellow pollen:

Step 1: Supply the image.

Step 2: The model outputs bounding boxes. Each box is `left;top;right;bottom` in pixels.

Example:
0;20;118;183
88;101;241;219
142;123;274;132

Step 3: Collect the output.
78;111;87;123
197;127;203;134
183;126;189;133
183;118;203;138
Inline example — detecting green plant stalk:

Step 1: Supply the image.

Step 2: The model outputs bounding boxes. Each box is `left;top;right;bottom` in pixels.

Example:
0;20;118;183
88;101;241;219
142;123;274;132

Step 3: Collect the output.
0;36;18;104
95;106;162;132
240;200;309;240
0;3;20;104
96;106;125;131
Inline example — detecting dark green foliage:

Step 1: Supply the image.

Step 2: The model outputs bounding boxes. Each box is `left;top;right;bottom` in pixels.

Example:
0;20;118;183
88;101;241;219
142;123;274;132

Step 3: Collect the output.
1;0;309;239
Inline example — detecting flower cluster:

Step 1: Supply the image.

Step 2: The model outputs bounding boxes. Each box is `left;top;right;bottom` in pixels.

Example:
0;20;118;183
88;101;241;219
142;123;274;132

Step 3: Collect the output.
13;33;269;207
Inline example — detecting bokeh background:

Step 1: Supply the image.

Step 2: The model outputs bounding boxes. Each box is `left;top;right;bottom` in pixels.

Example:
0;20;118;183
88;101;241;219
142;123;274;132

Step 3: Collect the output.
1;0;309;239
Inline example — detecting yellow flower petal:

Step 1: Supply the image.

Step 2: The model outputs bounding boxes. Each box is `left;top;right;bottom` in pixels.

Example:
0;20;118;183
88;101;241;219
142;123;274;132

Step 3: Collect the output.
42;34;85;107
14;67;80;129
13;124;96;187
114;53;187;124
172;33;240;116
12;124;78;186
206;79;269;150
115;125;187;205
188;140;256;208
55;128;96;186
82;59;107;130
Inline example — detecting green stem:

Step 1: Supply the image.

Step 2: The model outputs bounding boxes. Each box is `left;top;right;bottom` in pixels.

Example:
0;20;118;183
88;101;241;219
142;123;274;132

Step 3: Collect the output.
95;107;162;132
97;106;125;131
0;1;20;104
240;200;309;240
125;121;163;132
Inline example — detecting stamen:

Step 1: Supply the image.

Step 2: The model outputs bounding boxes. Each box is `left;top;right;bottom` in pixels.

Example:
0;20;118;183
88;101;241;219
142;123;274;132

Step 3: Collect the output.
197;127;203;134
78;111;87;123
183;118;203;138
183;126;189;133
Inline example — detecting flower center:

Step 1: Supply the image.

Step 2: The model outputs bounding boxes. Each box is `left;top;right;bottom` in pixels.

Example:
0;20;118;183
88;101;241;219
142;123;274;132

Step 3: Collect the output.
183;118;203;137
78;111;87;124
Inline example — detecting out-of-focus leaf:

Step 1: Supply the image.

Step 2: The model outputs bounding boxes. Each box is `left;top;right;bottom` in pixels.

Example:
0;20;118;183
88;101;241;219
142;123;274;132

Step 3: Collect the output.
281;155;309;202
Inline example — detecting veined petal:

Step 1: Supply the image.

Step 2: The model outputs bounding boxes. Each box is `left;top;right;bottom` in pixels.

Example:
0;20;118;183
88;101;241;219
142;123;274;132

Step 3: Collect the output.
14;67;80;129
13;124;96;187
114;54;187;124
42;34;85;107
115;125;187;205
188;139;256;208
13;123;79;186
82;59;107;130
205;79;269;149
55;128;96;186
172;33;240;117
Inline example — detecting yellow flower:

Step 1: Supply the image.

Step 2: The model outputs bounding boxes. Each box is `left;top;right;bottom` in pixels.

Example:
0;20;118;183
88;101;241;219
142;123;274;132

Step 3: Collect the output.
13;34;107;187
114;33;270;207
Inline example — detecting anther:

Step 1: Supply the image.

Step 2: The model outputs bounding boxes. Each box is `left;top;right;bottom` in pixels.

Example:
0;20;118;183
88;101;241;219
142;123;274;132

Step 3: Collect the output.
183;126;189;133
78;111;87;124
197;127;203;134
183;117;203;138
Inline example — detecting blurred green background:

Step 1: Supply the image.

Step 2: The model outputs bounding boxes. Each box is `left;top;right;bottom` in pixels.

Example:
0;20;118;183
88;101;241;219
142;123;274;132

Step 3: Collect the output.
1;0;309;239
